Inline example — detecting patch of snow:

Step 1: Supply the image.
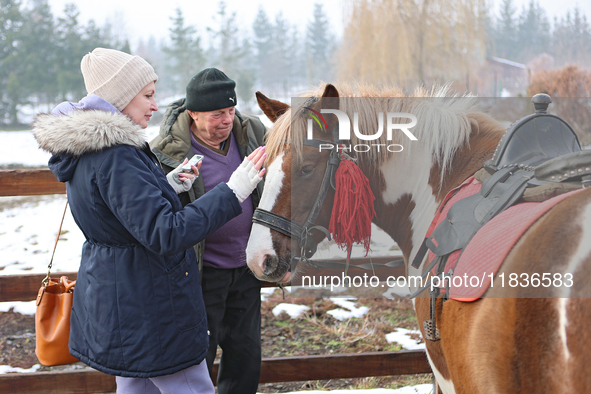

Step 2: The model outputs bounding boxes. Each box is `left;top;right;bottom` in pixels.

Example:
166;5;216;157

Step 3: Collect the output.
272;303;310;319
0;195;84;276
261;287;277;301
327;297;369;320
386;328;425;350
0;126;160;167
0;301;37;315
0;131;51;166
0;364;41;374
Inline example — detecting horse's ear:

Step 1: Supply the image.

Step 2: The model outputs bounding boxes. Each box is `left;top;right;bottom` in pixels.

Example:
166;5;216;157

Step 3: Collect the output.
322;84;339;98
256;92;290;123
319;84;339;111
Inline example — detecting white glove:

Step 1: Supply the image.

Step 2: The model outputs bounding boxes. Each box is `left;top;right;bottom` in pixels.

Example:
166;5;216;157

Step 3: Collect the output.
227;157;263;203
166;161;197;194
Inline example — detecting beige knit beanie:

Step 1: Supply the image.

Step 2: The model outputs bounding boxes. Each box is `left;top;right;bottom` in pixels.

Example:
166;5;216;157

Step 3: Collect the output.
80;48;158;111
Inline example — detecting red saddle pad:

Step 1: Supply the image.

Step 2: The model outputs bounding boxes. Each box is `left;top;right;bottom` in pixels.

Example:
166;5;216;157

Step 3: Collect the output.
427;176;582;301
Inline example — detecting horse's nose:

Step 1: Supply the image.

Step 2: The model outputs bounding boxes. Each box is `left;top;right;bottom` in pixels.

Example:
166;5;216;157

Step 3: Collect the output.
263;254;278;275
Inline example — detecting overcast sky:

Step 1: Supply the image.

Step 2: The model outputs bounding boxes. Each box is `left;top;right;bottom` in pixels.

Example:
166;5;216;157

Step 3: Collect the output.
44;0;346;47
42;0;590;49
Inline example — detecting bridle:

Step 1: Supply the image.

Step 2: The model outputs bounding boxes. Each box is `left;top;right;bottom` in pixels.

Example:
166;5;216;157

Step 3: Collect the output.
252;100;346;267
252;138;342;266
251;103;406;277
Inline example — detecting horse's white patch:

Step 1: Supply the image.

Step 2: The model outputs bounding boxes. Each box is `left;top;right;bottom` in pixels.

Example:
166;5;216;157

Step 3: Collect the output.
246;153;285;277
557;298;570;361
554;200;591;361
562;200;591;297
380;146;439;280
426;350;457;394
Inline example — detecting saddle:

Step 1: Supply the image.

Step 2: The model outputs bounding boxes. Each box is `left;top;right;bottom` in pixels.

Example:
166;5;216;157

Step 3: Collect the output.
411;94;591;341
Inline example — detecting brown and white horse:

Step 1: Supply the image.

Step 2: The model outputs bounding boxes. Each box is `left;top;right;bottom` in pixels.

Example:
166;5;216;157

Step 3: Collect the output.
246;83;591;393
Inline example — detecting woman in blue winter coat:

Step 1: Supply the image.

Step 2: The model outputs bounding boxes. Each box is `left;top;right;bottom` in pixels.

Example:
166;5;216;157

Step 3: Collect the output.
32;48;266;394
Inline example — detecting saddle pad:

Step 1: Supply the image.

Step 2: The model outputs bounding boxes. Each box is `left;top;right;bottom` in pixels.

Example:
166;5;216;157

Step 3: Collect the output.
428;177;583;302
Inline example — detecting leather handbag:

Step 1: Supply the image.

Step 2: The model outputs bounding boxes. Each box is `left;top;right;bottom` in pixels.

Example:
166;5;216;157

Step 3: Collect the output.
35;200;79;366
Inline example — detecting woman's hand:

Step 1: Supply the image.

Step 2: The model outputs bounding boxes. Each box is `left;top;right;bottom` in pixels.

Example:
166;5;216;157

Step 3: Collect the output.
177;159;202;183
227;146;267;203
166;158;201;194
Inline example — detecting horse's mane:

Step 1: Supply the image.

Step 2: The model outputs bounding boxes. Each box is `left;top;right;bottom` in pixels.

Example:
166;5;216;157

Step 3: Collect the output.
264;82;480;178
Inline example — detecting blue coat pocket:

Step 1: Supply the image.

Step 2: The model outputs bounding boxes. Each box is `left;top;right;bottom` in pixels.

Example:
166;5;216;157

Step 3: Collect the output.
168;255;202;331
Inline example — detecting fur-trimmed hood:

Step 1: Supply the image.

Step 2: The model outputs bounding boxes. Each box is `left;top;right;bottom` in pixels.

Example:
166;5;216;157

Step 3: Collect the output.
32;110;147;157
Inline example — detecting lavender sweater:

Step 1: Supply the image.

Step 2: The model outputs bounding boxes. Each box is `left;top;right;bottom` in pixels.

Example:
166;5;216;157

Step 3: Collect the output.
190;132;254;269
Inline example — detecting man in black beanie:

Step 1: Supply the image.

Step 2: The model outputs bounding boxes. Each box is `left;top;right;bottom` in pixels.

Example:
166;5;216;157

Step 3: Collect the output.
150;68;265;394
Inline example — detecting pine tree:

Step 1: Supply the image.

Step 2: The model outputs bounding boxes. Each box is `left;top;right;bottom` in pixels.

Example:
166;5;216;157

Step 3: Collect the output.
162;7;205;95
252;7;273;90
287;26;306;90
55;3;86;101
0;0;24;124
120;39;131;54
83;20;105;51
306;3;332;83
268;13;290;95
516;0;551;62
17;0;58;113
570;8;591;64
235;37;257;111
552;8;591;66
137;36;174;99
206;1;244;77
495;0;519;60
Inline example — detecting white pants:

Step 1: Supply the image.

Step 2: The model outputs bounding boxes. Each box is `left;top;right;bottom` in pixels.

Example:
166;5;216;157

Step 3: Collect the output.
115;360;214;394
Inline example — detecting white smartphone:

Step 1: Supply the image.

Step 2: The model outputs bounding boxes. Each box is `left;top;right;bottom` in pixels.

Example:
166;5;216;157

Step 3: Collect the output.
182;155;204;173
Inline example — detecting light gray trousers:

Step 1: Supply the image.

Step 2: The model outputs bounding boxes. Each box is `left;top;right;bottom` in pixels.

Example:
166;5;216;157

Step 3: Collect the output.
115;360;214;394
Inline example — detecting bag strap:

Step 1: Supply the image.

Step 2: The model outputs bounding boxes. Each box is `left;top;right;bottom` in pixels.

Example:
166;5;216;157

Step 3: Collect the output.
42;199;69;287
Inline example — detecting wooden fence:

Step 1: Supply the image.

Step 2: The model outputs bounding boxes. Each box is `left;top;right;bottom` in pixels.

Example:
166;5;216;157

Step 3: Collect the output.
0;169;431;393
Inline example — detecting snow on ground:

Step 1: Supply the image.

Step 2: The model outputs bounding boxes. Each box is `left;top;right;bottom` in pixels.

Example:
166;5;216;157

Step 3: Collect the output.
0;194;85;314
0;131;52;166
272;303;310;319
268;295;371;321
0;364;41;374
385;328;426;351
261;287;278;301
327;297;369;320
0;127;160;167
0;195;84;276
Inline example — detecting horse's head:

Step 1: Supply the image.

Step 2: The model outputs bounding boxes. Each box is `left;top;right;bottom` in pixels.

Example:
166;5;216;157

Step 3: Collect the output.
246;85;340;283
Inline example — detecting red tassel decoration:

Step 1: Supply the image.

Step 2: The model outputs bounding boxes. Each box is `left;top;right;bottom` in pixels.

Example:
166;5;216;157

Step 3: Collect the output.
329;158;376;256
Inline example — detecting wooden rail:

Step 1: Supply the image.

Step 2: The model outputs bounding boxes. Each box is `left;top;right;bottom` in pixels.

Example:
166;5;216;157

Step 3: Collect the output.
0;256;406;303
0;351;430;393
0;169;430;392
0;169;66;196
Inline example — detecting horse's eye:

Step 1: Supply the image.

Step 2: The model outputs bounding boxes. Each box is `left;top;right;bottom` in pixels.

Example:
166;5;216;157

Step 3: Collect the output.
300;165;314;176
